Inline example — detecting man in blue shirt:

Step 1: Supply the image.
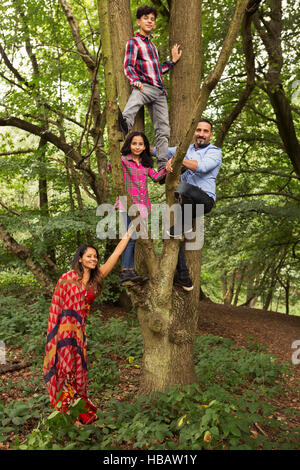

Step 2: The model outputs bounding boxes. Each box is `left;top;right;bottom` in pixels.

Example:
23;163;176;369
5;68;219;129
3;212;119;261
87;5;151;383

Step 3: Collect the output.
155;119;222;291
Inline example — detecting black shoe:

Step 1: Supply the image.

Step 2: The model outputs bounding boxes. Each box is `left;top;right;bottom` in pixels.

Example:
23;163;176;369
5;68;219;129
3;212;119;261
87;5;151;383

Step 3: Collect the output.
118;107;128;138
120;270;149;286
173;274;194;291
167;223;192;238
183;223;193;236
174;191;183;205
166;225;182;239
181;166;187;175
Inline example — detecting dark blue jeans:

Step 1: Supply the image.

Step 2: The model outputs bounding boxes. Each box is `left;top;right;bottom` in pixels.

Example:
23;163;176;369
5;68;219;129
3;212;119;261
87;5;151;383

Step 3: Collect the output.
176;183;214;279
120;213;136;269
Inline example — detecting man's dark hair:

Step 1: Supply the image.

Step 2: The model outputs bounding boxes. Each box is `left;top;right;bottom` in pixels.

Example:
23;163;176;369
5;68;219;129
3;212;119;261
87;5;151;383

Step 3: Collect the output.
136;5;158;19
199;119;213;131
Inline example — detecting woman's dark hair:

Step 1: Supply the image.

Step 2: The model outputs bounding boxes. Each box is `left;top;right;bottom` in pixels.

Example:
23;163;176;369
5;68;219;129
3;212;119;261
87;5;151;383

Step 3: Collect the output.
121;131;154;168
136;5;157;19
72;244;103;293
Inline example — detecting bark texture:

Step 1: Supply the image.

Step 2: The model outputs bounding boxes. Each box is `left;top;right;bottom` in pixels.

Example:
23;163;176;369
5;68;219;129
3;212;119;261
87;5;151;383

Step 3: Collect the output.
108;0;144;131
169;0;202;144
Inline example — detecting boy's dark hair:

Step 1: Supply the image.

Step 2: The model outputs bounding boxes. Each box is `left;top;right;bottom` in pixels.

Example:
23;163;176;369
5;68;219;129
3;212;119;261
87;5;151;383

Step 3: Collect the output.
121;131;154;168
199;119;213;131
136;5;158;19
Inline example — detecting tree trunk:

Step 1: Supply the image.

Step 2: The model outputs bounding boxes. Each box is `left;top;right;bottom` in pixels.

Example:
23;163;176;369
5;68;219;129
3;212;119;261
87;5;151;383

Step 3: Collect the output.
0;223;55;296
108;0;144;131
224;271;236;305
100;0;250;394
233;265;246;305
285;277;290;315
130;286;199;393
263;284;275;310
37;135;56;263
169;0;202;144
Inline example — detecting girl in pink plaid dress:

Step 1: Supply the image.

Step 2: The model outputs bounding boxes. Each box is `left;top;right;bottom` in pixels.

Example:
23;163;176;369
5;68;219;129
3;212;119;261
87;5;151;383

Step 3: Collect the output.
116;132;169;286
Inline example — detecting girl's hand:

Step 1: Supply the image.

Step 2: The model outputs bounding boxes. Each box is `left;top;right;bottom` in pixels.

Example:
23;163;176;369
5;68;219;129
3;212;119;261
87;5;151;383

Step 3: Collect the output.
166;158;173;173
126;221;136;238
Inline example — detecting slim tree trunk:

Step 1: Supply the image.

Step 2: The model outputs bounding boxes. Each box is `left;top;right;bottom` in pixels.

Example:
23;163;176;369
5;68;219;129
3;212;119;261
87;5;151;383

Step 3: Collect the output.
233;266;246;306
263;284;275;310
224;271;236;305
285;277;290;315
221;272;228;303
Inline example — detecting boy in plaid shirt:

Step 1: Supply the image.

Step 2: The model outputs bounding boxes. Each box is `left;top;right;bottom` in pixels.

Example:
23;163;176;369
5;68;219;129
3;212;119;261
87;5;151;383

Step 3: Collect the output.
118;5;182;172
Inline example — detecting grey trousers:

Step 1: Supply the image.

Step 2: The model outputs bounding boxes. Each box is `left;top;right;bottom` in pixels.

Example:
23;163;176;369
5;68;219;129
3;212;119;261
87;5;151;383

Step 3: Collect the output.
123;83;170;170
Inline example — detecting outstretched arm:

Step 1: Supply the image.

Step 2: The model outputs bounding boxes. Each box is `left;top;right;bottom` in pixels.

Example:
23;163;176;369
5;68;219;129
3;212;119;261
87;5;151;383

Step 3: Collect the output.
99;226;135;279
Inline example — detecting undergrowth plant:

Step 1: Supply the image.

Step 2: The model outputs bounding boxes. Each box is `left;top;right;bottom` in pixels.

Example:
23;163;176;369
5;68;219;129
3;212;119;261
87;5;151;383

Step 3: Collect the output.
0;287;298;451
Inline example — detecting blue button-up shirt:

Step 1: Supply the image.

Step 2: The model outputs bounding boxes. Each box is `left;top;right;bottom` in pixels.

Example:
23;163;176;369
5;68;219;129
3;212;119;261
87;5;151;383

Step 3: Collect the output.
154;143;222;201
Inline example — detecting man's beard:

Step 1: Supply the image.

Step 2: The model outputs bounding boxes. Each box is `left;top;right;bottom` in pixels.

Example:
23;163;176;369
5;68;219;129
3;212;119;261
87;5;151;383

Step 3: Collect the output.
196;137;207;146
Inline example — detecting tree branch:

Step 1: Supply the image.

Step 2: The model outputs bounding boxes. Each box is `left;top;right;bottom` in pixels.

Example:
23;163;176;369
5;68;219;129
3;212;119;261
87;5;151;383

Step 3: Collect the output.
167;0;250;189
0;44;31;87
0;116;81;162
0;223;56;295
59;0;96;70
215;0;262;148
219;168;299;181
0;115;104;202
14;0;40;76
253;1;300;176
50;156;97;201
0;149;35;156
219;191;300;202
0;198;58;272
246;104;277;123
150;0;170;18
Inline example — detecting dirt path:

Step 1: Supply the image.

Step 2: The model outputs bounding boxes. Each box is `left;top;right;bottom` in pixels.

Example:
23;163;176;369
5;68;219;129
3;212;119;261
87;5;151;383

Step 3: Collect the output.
197;301;300;369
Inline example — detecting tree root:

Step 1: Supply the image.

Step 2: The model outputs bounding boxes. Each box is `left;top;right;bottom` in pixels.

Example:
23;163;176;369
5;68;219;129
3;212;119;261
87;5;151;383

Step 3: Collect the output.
0;362;31;374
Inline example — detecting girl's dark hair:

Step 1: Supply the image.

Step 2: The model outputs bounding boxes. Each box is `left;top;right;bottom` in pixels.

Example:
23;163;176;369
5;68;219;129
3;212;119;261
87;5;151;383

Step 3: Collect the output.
136;5;157;19
121;131;154;168
72;244;103;294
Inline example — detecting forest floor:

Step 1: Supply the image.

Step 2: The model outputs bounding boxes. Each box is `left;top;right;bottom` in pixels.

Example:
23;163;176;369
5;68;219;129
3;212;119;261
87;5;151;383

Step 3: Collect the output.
99;299;300;438
197;300;300;429
1;298;299;449
100;298;300;372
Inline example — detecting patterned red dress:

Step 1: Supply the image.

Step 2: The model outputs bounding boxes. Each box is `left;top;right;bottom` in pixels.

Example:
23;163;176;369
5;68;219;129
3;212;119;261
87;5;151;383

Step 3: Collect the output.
43;270;98;423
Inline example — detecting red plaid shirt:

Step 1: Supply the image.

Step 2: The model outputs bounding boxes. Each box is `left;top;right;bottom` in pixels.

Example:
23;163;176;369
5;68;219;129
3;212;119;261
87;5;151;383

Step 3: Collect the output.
114;155;166;218
124;33;174;90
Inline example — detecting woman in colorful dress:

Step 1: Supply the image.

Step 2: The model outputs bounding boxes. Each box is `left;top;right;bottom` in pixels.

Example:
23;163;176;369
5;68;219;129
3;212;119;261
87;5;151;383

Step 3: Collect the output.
43;230;134;424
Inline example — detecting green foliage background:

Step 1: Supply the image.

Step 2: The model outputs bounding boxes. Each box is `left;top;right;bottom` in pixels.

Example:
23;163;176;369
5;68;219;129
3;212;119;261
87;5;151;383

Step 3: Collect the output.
0;0;299;312
0;0;299;449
